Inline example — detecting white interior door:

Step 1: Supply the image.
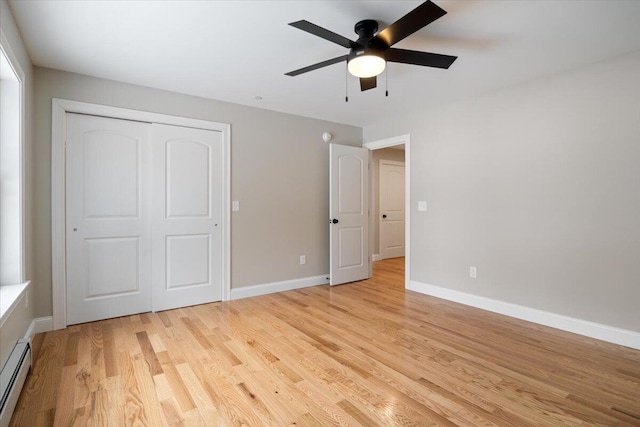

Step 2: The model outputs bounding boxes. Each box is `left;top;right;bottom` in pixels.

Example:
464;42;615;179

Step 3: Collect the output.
66;113;152;325
380;160;405;259
330;144;369;285
151;123;223;311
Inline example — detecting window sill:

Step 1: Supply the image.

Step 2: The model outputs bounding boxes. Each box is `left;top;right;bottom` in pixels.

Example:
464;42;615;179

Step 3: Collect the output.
0;281;30;328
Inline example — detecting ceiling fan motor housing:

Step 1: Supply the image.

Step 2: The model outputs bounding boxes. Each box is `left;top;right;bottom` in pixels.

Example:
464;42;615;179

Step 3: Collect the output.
351;19;389;59
354;19;378;39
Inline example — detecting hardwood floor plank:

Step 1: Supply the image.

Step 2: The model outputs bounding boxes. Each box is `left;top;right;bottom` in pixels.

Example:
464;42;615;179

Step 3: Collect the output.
63;333;79;367
52;366;76;427
10;257;640;426
68;407;89;427
40;332;68;412
234;365;301;424
89;388;109;426
181;317;213;350
73;336;92;409
36;408;55;427
174;363;223;423
337;399;378;426
160;397;184;427
104;376;123;410
294;412;326;427
136;331;163;376
131;353;167;426
118;351;150;426
160;362;196;413
102;321;119;378
294;379;362;426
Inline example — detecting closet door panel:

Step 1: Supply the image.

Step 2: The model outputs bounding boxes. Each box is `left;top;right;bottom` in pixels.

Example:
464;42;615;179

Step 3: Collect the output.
151;123;223;311
65;113;152;325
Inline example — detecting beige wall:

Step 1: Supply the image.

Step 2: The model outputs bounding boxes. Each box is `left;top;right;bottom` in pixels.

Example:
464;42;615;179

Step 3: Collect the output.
33;67;362;318
364;50;640;332
1;0;35;368
370;147;405;255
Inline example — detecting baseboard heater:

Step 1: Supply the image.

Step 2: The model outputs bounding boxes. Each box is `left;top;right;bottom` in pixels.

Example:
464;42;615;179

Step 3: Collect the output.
0;339;31;427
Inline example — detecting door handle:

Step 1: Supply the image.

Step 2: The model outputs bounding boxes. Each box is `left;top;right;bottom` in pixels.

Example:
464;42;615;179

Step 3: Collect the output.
382;214;387;219
330;218;339;224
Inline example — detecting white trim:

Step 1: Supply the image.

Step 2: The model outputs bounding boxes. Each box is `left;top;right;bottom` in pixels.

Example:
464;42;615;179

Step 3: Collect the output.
51;98;231;330
408;280;640;350
379;159;405;167
24;316;54;341
0;281;29;329
230;275;329;300
363;134;411;287
0;29;26;283
363;134;410;150
372;254;381;262
51;101;66;330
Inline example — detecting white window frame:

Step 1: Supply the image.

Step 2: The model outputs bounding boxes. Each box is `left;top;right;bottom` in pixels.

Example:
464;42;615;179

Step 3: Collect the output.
0;28;27;327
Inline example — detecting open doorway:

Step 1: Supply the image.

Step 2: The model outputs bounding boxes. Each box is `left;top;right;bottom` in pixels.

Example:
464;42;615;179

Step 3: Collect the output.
363;135;410;287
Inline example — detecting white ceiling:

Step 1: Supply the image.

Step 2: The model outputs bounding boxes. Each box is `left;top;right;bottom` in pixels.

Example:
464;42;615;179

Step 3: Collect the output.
9;0;640;127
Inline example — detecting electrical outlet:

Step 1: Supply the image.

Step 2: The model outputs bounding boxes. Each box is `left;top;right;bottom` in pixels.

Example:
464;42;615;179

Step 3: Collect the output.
469;266;477;279
300;255;306;265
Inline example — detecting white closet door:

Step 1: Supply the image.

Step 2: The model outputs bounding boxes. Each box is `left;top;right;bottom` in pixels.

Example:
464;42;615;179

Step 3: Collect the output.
151;123;223;311
66;113;152;325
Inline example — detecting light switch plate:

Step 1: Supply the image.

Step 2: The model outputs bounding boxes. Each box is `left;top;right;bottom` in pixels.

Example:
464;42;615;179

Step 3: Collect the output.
232;200;240;211
418;201;427;211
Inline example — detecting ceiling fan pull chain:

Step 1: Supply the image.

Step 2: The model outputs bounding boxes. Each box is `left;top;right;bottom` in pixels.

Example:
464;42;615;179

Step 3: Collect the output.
386;66;389;97
345;62;349;102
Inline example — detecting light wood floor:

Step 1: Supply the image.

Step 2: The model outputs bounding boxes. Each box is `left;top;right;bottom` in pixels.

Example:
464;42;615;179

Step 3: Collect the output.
11;257;640;426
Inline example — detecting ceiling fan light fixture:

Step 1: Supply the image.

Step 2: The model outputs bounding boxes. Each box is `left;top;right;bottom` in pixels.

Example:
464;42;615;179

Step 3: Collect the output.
348;52;386;78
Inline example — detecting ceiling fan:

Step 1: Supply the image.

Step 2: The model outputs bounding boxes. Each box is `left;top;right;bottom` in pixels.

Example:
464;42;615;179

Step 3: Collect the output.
285;0;457;93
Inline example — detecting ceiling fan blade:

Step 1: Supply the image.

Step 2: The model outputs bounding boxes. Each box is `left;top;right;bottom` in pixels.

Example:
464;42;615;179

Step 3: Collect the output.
386;48;457;69
289;20;358;49
377;1;447;47
285;55;349;76
360;77;377;91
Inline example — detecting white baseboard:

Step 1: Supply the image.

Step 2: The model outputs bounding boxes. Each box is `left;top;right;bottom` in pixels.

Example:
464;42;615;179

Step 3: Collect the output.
231;274;329;300
24;316;53;341
408;281;640;350
372;254;381;261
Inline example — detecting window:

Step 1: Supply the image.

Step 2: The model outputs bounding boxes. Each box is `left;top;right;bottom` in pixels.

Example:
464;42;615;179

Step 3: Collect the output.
0;32;25;297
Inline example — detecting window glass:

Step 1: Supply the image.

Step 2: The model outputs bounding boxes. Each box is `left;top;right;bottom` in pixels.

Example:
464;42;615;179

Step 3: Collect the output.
0;45;23;285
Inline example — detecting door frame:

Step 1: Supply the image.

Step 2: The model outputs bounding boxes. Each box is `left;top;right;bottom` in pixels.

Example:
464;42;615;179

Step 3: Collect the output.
51;98;231;330
363;134;410;287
